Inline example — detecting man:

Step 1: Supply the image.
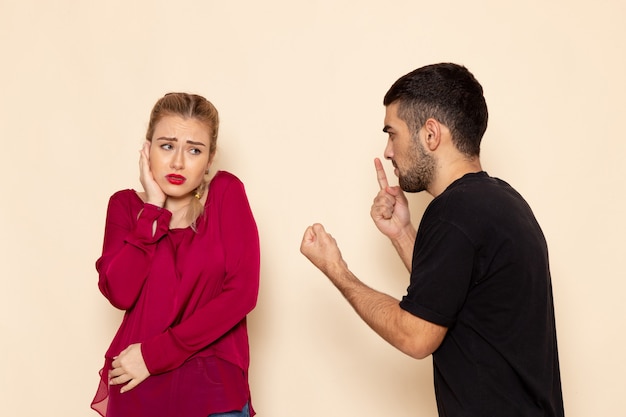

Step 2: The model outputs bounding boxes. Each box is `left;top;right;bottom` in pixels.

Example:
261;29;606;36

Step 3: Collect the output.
300;63;564;416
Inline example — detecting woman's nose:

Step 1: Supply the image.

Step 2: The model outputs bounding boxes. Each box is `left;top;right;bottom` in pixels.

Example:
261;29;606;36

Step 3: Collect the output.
171;150;184;169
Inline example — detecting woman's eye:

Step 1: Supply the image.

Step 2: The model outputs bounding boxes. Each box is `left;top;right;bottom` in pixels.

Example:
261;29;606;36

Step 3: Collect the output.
189;148;202;155
160;143;173;150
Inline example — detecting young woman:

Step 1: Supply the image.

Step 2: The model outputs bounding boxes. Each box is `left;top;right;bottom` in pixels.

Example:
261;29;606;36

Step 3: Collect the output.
91;93;260;417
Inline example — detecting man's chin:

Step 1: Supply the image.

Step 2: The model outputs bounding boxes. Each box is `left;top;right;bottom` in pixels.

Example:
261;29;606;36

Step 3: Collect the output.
399;178;426;193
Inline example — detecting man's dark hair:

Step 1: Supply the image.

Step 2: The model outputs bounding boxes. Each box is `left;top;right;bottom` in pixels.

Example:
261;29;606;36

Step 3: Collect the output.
383;63;488;157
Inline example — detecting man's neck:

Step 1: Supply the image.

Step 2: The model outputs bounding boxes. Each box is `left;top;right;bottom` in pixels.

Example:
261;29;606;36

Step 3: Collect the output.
427;156;483;198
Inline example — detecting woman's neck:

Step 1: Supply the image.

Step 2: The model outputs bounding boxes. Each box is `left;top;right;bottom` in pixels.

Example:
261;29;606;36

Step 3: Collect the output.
164;195;193;213
165;195;194;229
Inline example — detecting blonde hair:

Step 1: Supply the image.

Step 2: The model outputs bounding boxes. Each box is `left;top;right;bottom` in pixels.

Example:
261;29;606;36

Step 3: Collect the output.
146;93;219;231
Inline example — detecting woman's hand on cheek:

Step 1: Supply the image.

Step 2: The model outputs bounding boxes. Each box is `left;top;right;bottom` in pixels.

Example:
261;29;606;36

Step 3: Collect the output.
139;141;166;207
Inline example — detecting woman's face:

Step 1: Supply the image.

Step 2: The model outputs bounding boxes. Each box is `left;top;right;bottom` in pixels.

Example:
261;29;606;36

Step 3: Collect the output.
149;114;213;201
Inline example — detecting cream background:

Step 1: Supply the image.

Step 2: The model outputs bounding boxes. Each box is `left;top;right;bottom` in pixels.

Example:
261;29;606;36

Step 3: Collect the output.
1;1;624;416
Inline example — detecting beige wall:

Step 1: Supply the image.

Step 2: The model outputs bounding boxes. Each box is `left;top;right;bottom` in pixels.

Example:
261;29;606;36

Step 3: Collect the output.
1;1;625;415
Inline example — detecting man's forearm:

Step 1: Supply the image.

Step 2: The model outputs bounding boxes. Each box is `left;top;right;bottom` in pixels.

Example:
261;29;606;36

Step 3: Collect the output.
390;225;417;272
326;262;444;359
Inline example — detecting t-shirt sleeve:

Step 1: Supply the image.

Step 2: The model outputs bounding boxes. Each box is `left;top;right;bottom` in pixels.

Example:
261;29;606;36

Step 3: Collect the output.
141;178;260;375
399;219;475;327
96;191;172;310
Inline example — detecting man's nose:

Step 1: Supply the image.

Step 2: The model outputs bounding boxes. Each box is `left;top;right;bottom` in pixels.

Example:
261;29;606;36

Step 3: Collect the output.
384;138;393;160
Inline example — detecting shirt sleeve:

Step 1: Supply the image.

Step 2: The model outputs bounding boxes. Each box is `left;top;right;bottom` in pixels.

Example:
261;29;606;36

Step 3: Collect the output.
96;191;172;310
141;178;260;375
399;219;475;327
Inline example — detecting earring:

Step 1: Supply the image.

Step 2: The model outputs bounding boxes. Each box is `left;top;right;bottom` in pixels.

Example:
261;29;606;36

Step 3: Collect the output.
194;181;207;199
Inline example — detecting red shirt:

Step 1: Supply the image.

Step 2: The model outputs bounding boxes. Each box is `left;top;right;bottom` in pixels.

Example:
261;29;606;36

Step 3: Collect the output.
91;171;260;417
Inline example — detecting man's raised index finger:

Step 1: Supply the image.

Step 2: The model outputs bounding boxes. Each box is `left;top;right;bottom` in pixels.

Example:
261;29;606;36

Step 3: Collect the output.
374;157;389;190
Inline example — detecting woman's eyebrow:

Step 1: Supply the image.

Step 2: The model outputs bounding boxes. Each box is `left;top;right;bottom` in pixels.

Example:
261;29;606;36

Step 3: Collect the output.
155;137;206;147
185;140;206;147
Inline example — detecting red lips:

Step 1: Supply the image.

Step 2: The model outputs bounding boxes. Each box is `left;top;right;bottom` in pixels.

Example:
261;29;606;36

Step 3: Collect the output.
166;174;186;185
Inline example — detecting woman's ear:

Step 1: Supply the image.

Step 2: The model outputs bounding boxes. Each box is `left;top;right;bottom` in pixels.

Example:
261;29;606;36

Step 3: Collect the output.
142;140;152;161
207;148;218;168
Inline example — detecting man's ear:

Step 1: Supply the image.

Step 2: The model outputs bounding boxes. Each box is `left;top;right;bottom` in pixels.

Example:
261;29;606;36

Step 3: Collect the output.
423;118;441;151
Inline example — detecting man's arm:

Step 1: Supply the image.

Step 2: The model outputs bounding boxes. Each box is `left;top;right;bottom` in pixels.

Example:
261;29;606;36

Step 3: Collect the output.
300;224;446;359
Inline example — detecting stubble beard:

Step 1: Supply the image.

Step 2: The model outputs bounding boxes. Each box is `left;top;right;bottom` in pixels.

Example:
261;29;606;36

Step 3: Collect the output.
398;139;435;193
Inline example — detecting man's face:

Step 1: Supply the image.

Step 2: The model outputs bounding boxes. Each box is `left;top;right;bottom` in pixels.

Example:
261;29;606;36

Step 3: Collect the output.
383;102;435;193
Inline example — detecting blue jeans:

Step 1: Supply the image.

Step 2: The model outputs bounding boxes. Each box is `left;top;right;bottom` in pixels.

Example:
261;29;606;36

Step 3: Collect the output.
208;403;249;417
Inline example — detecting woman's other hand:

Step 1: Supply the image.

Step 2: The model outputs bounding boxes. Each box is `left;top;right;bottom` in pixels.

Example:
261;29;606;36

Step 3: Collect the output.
109;343;150;393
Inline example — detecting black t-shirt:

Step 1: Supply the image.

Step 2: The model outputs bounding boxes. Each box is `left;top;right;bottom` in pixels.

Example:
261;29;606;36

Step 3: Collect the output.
399;172;564;417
